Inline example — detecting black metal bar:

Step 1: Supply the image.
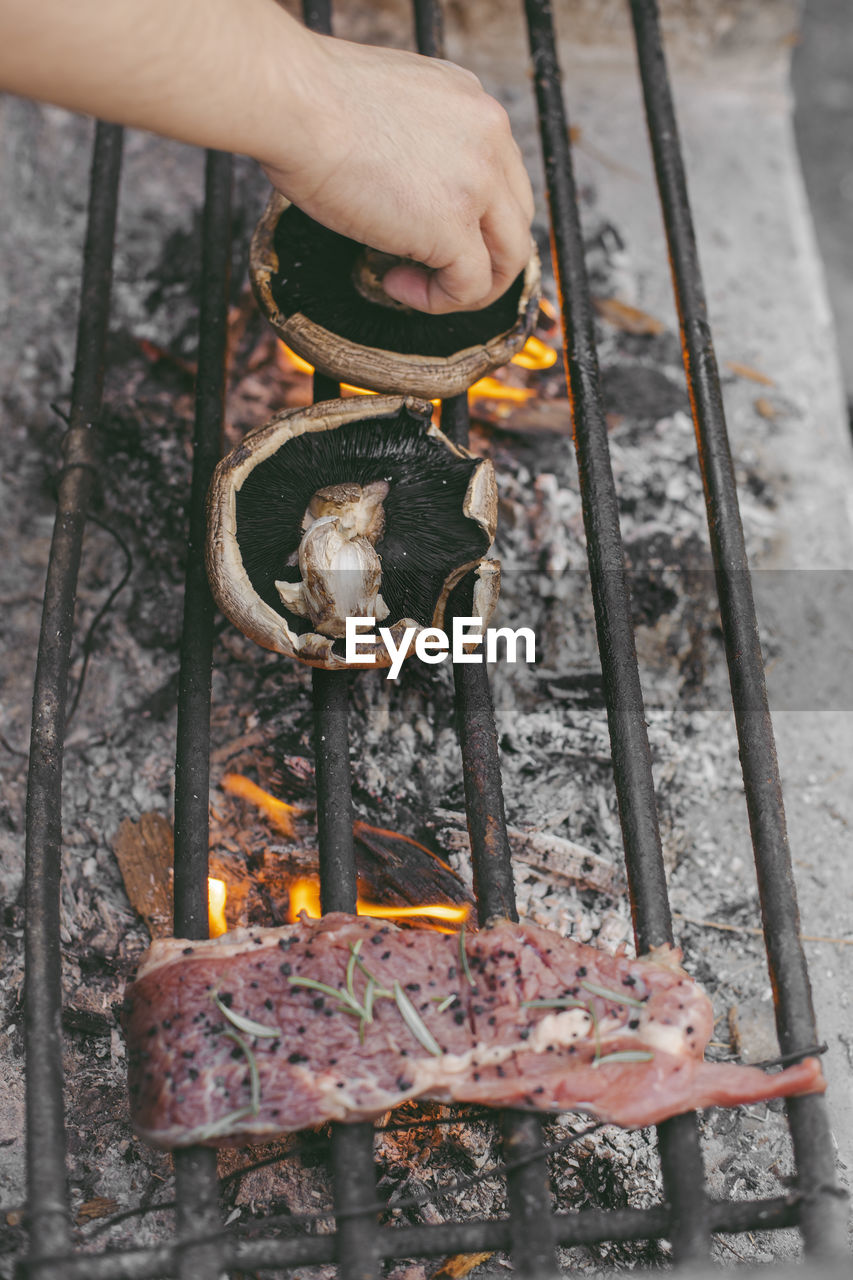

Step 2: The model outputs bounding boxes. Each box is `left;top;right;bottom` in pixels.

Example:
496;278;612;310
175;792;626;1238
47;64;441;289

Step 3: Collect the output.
439;378;556;1273
173;149;232;938
302;0;332;35
413;0;445;58
172;148;233;1280
23;120;123;1268
313;666;358;914
523;0;710;1261
452;658;517;922
627;0;848;1258
312;668;381;1280
310;372;382;1280
303;4;381;1270
439;392;471;448
22;1192;809;1279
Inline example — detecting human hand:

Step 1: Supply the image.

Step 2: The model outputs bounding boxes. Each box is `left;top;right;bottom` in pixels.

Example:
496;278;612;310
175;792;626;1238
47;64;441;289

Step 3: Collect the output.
259;34;535;315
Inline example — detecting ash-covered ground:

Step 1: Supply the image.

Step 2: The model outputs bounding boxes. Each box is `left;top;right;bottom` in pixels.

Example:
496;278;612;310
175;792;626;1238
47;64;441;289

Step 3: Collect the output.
0;72;850;1280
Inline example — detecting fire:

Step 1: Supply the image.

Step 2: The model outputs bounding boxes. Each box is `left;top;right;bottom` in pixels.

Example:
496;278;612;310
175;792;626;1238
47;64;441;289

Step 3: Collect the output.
287;877;470;929
207;877;228;938
221;773;299;838
276;342;377;398
289;877;322;919
467;376;536;404
467;335;557;408
278;343;314;375
511;333;558;371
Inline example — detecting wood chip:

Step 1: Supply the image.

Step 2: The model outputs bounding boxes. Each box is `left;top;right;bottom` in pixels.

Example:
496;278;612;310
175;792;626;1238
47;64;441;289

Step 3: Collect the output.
728;1005;742;1058
76;1196;119;1224
435;810;624;897
754;396;777;420
592;296;664;335
431;1254;494;1280
112;812;174;938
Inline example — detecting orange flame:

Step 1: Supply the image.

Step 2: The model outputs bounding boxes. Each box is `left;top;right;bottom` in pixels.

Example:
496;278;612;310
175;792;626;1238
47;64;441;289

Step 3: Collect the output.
287;877;469;929
208;877;228;938
289;877;322;919
222;774;299;838
511;334;558;371
468;377;536;404
276;342;378;398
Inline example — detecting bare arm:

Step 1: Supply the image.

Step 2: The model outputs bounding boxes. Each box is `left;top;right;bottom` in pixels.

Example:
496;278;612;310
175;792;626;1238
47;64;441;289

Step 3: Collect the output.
0;0;534;312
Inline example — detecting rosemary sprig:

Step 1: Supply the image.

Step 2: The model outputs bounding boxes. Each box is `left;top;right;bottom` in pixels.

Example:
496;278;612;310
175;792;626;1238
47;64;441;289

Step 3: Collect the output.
587;1000;602;1062
459;921;475;988
521;997;588;1011
192;1104;256;1143
212;993;281;1039
593;1050;654;1068
393;982;443;1057
193;1032;263;1139
352;949;393;998
345;940;362;1004
579;979;645;1009
223;1030;261;1114
287;975;364;1015
288;945;446;1056
364;977;377;1024
434;994;457;1013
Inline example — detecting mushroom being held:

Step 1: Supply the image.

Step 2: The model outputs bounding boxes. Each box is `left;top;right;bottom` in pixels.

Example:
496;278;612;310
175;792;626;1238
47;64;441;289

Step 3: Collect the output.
206;397;500;671
250;196;541;399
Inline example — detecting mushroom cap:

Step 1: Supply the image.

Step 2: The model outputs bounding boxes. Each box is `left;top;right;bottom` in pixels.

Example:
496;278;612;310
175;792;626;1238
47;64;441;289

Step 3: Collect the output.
206;396;500;670
250;195;542;399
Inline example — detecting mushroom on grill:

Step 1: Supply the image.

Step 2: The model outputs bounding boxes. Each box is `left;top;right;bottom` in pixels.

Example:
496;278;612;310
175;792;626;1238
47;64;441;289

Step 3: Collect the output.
250;195;541;399
206;396;499;671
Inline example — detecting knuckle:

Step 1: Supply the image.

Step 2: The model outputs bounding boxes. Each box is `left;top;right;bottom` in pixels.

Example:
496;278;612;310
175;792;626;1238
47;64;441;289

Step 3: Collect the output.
480;95;512;140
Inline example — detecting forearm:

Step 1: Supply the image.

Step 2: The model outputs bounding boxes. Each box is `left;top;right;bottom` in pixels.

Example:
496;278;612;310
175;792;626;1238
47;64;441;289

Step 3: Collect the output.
0;0;317;164
1;0;535;312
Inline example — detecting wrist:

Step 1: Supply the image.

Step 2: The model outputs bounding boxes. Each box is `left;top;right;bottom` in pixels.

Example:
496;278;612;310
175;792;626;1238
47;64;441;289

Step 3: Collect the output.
247;12;333;180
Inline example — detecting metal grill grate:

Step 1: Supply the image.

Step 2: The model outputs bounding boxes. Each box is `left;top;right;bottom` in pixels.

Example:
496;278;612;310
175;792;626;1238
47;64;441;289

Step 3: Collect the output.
20;0;848;1276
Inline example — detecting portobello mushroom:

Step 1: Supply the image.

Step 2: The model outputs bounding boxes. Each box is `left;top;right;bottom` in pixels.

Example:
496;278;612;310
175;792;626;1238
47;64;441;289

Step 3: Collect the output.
250;194;541;399
206;396;500;670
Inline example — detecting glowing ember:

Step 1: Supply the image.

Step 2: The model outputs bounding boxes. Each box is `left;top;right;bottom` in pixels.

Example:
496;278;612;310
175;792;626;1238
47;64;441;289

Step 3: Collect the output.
287;877;470;929
221;774;299;838
207;878;228;938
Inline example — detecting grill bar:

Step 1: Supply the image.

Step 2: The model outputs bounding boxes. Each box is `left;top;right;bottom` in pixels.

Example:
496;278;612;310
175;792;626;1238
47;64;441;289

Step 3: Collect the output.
628;0;847;1256
299;10;382;1278
171;148;233;1280
451;622;557;1275
523;0;710;1260
415;21;556;1245
23;120;124;1265
19;1;848;1275
312;654;382;1278
24;1192;806;1279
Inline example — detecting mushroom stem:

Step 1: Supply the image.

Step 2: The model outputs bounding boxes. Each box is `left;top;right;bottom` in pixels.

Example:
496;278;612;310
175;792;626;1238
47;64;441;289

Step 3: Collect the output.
276;481;391;638
351;248;413;312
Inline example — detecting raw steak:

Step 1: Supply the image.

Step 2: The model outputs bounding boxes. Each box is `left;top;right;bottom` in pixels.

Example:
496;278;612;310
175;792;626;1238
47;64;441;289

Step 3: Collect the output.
124;914;824;1148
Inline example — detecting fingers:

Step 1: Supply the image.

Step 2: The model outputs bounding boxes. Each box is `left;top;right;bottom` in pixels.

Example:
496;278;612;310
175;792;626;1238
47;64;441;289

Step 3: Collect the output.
382;235;493;314
382;109;535;315
382;195;533;316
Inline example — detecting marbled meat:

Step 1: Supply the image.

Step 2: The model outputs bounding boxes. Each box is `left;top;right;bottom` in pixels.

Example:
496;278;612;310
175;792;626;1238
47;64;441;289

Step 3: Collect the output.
124;914;824;1148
